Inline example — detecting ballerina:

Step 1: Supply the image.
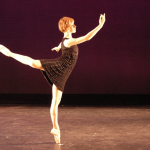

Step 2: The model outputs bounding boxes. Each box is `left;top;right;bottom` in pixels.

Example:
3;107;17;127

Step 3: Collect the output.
0;13;105;144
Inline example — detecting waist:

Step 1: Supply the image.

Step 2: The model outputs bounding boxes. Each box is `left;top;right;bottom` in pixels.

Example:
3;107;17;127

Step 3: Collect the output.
62;50;78;55
61;52;78;60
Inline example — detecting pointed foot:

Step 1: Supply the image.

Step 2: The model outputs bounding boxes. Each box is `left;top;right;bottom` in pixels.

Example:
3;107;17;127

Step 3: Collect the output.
51;129;60;144
0;45;11;57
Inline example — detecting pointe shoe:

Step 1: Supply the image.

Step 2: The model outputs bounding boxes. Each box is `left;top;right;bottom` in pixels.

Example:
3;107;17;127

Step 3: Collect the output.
0;45;4;52
51;129;60;144
0;45;11;57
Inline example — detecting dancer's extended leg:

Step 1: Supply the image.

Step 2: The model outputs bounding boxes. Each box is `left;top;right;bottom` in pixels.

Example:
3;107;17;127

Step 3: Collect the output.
50;84;62;143
0;45;43;70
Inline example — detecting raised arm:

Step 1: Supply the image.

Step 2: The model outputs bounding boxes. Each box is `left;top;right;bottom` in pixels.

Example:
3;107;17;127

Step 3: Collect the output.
51;42;61;52
65;13;106;47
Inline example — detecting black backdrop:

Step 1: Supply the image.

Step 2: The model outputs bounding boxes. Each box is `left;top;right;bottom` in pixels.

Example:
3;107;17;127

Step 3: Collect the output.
0;0;149;94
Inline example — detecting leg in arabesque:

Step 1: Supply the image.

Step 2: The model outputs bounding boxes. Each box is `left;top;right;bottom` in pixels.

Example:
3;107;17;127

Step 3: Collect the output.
50;84;62;143
0;44;44;70
0;45;62;143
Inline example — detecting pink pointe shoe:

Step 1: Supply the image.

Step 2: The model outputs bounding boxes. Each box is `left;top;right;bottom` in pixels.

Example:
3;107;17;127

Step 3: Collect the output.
51;129;60;144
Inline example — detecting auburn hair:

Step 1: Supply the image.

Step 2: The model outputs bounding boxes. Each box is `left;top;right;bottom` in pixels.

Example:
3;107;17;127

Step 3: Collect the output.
58;17;74;33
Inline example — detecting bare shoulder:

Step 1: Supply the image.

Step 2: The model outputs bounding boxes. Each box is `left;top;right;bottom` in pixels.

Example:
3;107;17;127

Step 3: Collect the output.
63;38;75;48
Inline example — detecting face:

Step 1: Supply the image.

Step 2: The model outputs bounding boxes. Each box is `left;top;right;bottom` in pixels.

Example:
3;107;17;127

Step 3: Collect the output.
69;22;76;33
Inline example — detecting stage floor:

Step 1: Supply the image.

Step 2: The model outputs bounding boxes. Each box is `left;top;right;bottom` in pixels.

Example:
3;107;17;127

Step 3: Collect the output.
0;105;150;150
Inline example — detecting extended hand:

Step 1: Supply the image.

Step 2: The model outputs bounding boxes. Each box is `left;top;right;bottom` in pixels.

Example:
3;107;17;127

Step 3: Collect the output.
51;47;60;52
99;13;105;25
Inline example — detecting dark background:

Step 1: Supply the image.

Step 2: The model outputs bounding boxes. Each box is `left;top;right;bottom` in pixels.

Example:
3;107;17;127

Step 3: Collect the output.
0;0;149;94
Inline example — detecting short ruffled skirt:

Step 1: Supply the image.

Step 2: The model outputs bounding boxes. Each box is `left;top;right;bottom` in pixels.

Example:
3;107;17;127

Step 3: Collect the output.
40;53;78;92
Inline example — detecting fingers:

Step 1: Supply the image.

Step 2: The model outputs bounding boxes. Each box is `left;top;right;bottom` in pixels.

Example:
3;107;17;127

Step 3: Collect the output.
100;13;106;22
99;13;106;24
51;47;59;52
100;13;105;18
51;47;56;51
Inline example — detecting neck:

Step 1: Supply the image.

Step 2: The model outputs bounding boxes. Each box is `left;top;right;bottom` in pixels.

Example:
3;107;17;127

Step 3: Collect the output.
64;32;72;39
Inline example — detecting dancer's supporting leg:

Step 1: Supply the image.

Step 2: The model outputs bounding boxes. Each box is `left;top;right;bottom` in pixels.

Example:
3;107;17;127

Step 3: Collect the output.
50;84;62;143
0;45;43;70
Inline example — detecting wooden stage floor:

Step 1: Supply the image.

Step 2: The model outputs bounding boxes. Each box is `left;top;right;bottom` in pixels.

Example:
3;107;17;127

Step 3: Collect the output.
0;105;150;150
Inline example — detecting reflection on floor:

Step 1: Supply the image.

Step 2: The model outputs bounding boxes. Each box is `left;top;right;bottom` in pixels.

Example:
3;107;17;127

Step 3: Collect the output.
0;106;150;150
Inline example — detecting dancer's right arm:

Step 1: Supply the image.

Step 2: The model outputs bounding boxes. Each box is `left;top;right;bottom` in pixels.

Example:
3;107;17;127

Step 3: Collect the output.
51;43;61;52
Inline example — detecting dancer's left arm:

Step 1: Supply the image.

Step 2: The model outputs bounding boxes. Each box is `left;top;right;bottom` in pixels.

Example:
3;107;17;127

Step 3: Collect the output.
51;43;61;52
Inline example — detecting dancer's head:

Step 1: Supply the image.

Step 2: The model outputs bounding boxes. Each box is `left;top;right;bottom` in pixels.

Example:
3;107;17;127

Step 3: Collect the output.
58;17;76;33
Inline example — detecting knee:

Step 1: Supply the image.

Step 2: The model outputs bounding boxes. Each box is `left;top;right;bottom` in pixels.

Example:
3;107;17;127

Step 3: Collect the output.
31;60;39;68
31;60;36;68
52;97;61;106
31;60;43;70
